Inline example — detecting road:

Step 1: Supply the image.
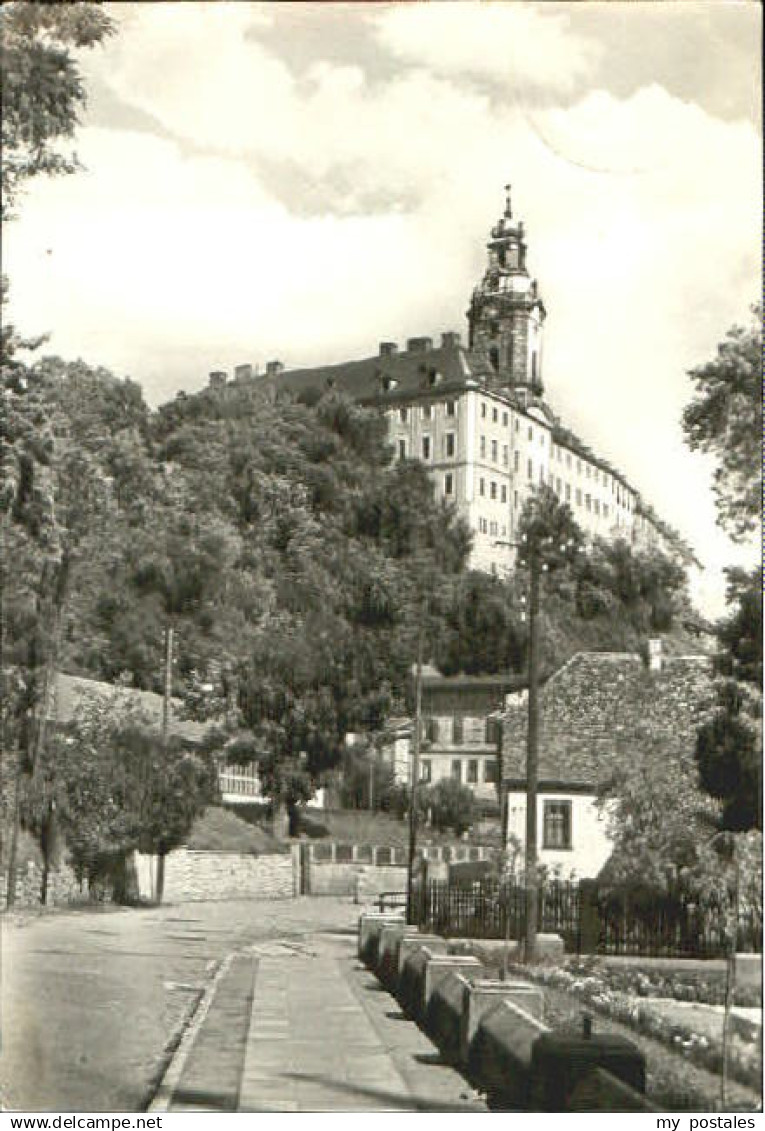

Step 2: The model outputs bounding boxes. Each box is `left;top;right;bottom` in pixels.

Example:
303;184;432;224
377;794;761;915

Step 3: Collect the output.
1;897;484;1113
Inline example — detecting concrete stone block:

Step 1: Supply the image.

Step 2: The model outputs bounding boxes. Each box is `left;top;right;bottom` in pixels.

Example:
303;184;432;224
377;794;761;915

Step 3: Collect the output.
357;912;404;964
425;971;471;1062
423;955;482;1013
398;946;434;1020
460;979;545;1065
377;922;407;986
398;933;448;974
467;999;549;1109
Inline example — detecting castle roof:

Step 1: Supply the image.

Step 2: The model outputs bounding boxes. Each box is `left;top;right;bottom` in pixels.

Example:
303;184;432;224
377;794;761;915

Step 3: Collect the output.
501;650;714;791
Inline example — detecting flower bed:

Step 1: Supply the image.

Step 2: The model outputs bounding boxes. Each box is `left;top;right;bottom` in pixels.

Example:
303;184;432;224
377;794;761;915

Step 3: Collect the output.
511;960;761;1090
592;960;761;1008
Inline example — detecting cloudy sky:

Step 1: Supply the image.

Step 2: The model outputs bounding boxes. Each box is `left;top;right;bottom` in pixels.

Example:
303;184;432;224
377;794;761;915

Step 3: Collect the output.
5;1;761;616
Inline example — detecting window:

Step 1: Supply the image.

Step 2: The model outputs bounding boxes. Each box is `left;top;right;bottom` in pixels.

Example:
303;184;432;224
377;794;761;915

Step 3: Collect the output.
490;481;497;500
594;469;599;483
467;760;478;784
576;460;581;474
453;716;464;744
446;400;456;417
576;489;582;506
565;484;571;502
539;465;544;484
514;491;519;509
501;485;507;503
594;499;600;515
543;801;572;849
566;453;571;468
420;759;432;784
478;517;488;534
480;477;486;497
480;435;486;457
527;459;533;480
514;450;520;472
422;436;431;460
422;403;432;420
444;473;454;496
556;478;562;494
515;418;520;433
539;431;545;446
484;759;498;783
445;432;455;457
603;504;609;518
492;407;498;423
400;407;408;423
398;440;406;460
481;403;487;418
485;718;500;745
491;439;498;462
489;347;499;371
427;718;440;742
489;519;498;536
502;412;508;427
586;464;591;478
585;493;591;512
502;444;508;466
528;426;533;441
451;760;462;782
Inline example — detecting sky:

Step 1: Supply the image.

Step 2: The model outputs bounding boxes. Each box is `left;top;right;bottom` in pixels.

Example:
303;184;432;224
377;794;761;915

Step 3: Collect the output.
4;1;762;618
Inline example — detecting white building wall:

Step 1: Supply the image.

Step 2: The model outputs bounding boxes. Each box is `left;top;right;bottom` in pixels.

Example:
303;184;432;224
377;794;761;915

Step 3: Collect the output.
504;791;613;879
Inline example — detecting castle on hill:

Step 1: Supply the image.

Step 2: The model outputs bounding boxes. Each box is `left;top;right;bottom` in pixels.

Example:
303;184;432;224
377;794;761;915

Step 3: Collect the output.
207;188;695;575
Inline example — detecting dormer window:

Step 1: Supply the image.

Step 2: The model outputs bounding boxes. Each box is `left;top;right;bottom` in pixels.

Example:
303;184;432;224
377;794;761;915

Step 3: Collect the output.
382;375;398;392
428;369;443;387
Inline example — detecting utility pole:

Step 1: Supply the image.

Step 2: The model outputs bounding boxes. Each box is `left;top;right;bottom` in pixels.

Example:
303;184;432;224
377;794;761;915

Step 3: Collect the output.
162;623;174;749
406;619;424;924
524;538;541;964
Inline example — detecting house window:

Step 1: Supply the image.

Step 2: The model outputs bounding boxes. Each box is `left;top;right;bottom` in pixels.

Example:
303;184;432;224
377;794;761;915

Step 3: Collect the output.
398;440;406;460
423;403;432;420
502;412;508;427
491;439;498;462
514;450;520;472
467;759;478;784
485;718;500;745
501;484;507;503
527;459;533;480
489;348;499;371
451;760;462;782
453;716;464;744
492;407;498;423
444;473;454;496
565;483;571;502
576;489;582;506
556;477;562;494
481;403;487;418
480;478;486;497
514;491;519;508
484;759;498;783
585;494;591;512
490;481;497;500
594;499;600;515
420;759;432;783
539;465;544;484
514;418;520;433
446;400;456;417
502;445;508;466
603;504;609;518
543;801;572;849
480;435;486;457
489;520;498;536
400;407;408;423
445;432;455;457
422;436;431;460
479;517;488;533
528;426;533;441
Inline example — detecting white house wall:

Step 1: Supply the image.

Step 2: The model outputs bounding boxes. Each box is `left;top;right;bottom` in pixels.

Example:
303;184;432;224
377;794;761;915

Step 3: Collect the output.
504;791;614;879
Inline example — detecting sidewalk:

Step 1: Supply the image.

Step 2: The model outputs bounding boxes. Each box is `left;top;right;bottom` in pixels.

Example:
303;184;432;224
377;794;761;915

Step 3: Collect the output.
164;928;486;1113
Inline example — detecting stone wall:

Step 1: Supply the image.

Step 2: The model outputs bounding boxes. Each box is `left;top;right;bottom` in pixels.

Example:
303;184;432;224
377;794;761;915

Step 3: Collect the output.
0;859;88;909
135;848;296;903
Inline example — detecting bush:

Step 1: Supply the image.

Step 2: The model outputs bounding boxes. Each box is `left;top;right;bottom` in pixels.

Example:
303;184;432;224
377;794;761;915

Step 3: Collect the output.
424;778;475;837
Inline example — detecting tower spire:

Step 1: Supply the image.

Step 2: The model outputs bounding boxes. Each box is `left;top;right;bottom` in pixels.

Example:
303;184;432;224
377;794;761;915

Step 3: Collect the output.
504;183;512;219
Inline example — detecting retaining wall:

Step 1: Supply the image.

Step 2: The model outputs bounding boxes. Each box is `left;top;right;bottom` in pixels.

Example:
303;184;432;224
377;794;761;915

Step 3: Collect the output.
0;859;88;909
135;848;296;902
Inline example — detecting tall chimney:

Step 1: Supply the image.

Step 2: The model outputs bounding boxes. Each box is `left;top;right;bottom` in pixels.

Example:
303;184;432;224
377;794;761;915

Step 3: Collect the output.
265;360;285;377
441;331;461;349
379;341;398;357
407;336;433;353
208;370;227;389
234;363;253;382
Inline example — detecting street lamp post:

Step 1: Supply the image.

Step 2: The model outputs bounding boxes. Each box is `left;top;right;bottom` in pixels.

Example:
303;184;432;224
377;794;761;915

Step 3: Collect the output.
523;537;542;964
406;620;425;924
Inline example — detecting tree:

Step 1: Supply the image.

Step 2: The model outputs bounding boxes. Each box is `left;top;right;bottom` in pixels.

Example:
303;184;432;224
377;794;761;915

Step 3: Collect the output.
695;567;762;831
1;1;115;218
45;686;217;901
424;778;475;837
682;306;761;542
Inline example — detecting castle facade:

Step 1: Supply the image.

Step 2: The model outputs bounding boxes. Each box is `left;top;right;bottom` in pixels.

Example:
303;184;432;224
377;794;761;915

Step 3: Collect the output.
210;189;692;574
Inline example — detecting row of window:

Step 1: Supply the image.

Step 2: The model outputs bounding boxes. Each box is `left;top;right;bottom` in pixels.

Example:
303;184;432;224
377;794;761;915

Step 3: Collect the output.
478;478;508;503
477;517;508;538
420;757;498;785
398;401;456;424
508;800;573;850
425;717;501;744
399;433;456;462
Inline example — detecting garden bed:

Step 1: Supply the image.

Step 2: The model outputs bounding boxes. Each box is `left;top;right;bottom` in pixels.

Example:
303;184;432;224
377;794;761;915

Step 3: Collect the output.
458;944;762;1112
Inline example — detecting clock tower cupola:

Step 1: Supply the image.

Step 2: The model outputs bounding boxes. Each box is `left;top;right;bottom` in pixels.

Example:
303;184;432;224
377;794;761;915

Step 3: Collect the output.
467;186;546;396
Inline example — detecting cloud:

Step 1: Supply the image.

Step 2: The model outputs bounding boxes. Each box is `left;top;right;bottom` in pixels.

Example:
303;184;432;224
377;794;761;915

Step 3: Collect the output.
373;2;602;95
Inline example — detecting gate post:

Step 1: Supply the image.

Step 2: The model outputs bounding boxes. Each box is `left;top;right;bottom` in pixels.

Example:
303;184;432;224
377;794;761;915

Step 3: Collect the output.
578;879;600;955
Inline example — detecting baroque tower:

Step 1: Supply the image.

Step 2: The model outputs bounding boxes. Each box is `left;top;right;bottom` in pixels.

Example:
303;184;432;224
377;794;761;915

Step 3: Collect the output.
467;186;546;397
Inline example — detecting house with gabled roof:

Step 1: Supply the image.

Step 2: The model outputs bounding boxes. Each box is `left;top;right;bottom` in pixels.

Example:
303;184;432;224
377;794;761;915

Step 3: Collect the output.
500;642;715;877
